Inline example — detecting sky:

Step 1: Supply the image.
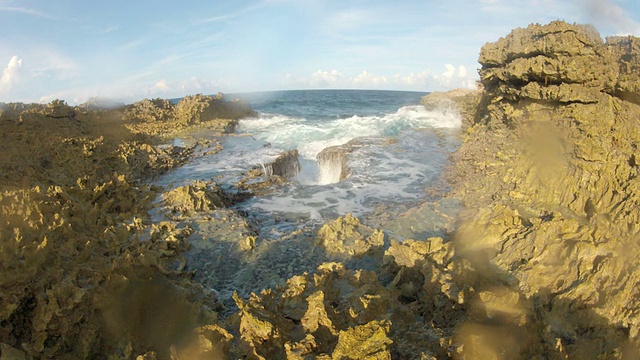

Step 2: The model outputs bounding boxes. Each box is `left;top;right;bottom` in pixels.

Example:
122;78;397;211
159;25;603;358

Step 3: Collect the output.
0;0;639;104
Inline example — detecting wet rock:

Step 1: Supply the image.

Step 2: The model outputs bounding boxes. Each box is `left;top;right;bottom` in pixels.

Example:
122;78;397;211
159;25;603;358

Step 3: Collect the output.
317;145;351;184
236;150;301;196
421;89;481;131
262;149;301;179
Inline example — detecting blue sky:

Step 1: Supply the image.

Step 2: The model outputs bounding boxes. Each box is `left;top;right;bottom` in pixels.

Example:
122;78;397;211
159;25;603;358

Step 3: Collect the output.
0;0;639;104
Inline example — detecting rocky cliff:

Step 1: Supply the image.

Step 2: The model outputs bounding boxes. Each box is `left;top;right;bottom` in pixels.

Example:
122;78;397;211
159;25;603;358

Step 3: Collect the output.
449;20;640;357
124;93;257;138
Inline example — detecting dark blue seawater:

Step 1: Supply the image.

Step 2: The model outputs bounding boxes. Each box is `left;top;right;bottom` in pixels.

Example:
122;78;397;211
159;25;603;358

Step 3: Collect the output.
231;89;428;121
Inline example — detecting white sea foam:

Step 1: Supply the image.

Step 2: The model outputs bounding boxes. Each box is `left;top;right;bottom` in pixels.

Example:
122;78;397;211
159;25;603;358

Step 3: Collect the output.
242;129;456;228
238;105;460;160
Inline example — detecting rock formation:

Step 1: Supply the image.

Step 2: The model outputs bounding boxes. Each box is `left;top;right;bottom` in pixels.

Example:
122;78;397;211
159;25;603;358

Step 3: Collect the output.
261;150;301;179
124;93;257;138
317;145;351;184
4;20;640;359
449;20;640;357
0;95;256;358
236;150;302;195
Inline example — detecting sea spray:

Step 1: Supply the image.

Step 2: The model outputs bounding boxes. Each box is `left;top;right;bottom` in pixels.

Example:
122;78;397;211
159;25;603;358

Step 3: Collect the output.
238;104;459;161
316;145;349;185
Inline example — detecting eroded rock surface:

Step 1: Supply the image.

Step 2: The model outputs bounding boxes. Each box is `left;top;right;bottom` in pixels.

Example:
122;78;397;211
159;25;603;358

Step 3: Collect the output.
124;93;257;138
5;20;640;360
0;96;256;358
317;145;351;184
450;20;640;357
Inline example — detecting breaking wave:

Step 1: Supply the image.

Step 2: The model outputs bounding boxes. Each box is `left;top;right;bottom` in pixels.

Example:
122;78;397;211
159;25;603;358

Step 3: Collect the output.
238;104;460;160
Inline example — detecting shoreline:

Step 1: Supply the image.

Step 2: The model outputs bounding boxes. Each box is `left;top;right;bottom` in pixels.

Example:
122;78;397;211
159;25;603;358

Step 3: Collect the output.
2;20;640;359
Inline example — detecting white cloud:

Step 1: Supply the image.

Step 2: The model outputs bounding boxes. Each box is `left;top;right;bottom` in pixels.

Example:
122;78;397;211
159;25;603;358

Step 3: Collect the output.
442;64;456;79
583;0;640;35
311;69;343;86
352;70;388;87
0;55;22;93
458;65;468;78
152;79;171;92
292;65;477;91
395;71;431;85
146;77;225;98
0;6;56;19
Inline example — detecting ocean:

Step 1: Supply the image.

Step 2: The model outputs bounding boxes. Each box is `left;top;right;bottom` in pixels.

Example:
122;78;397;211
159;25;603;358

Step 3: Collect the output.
161;89;461;238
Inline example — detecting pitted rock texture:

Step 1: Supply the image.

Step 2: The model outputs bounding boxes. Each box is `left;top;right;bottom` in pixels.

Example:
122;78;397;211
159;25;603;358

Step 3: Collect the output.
450;20;640;357
124;93;257;137
0;96;255;358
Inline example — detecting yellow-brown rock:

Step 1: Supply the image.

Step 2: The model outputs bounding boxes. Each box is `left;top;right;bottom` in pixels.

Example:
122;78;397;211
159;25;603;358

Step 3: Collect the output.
450;20;640;357
317;214;384;257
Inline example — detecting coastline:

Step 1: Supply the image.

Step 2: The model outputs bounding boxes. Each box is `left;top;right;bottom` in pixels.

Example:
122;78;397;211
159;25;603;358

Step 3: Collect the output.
2;20;640;359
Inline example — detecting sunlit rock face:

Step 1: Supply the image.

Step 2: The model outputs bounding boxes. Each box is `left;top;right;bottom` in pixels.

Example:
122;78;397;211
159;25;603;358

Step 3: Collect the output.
451;20;640;357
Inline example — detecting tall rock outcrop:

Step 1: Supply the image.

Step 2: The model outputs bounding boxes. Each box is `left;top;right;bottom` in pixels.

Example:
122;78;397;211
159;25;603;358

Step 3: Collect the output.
452;20;640;357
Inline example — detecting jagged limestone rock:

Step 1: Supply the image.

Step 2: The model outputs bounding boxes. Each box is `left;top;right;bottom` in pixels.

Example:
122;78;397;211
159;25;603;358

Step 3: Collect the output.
0;95;255;358
162;180;229;215
317;214;384;257
124;93;257;137
225;262;394;359
450;20;640;357
330;320;392;360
